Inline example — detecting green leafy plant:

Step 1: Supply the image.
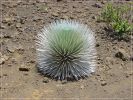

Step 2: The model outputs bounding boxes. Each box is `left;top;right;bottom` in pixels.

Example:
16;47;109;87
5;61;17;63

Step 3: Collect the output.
111;20;132;37
100;3;119;23
100;3;132;38
36;20;97;80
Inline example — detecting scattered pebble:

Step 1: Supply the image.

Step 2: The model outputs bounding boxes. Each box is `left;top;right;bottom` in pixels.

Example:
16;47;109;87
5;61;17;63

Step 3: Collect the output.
93;3;102;8
101;1;106;4
92;16;96;19
28;60;35;63
7;45;16;53
61;9;68;13
2;17;14;23
69;15;75;19
7;43;24;53
0;53;9;65
23;73;29;76
62;80;67;84
96;74;100;76
37;0;46;3
19;18;25;24
80;85;84;89
33;16;42;21
57;0;62;2
130;56;133;61
96;43;100;47
3;74;8;76
125;71;133;78
105;57;114;65
115;49;129;61
61;15;69;19
16;23;21;28
43;78;49;83
1;33;12;38
19;68;30;71
0;24;6;29
51;12;59;17
101;81;107;86
97;57;101;60
115;52;124;59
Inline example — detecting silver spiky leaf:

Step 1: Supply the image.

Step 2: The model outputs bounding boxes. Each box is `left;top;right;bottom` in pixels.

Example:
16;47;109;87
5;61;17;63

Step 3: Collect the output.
36;20;97;80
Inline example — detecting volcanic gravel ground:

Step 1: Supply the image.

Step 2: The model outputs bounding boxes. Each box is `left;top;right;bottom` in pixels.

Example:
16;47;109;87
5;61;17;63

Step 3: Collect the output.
0;0;133;99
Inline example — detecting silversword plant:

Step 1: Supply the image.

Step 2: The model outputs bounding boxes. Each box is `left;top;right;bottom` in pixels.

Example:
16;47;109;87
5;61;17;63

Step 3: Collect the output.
36;20;97;80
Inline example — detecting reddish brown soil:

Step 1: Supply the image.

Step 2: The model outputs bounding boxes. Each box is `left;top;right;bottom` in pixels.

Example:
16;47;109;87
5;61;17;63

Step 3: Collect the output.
0;0;133;99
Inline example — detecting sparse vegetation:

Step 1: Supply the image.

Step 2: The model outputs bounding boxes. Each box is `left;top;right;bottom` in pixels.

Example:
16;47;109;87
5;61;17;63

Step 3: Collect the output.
100;3;119;23
100;3;133;39
111;20;132;37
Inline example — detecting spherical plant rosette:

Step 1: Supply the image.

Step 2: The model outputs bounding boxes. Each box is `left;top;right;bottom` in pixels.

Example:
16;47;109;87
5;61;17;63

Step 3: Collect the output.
36;20;97;80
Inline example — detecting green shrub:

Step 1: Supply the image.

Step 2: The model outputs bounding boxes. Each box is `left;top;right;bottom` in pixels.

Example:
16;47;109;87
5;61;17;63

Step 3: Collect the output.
111;20;132;37
100;3;120;23
100;3;132;38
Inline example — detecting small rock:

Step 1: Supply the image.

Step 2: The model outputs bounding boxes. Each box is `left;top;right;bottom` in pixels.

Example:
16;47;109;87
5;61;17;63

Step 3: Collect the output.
29;60;35;63
0;24;6;29
19;18;25;24
84;6;90;10
69;15;75;19
19;68;30;71
16;23;21;28
36;0;46;3
33;16;42;21
96;43;100;47
23;73;28;76
2;34;12;38
101;1;107;4
92;16;97;19
76;9;82;13
105;57;114;65
3;74;8;76
8;64;12;67
96;74;100;76
130;56;133;61
115;49;129;61
2;17;14;23
131;35;133;40
93;3;102;8
62;80;67;84
57;0;62;2
7;43;24;53
51;12;59;17
61;15;69;19
97;57;101;60
61;9;68;13
0;53;9;64
101;81;107;86
7;45;16;53
43;78;49;83
80;85;84;89
9;2;17;7
125;71;133;77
